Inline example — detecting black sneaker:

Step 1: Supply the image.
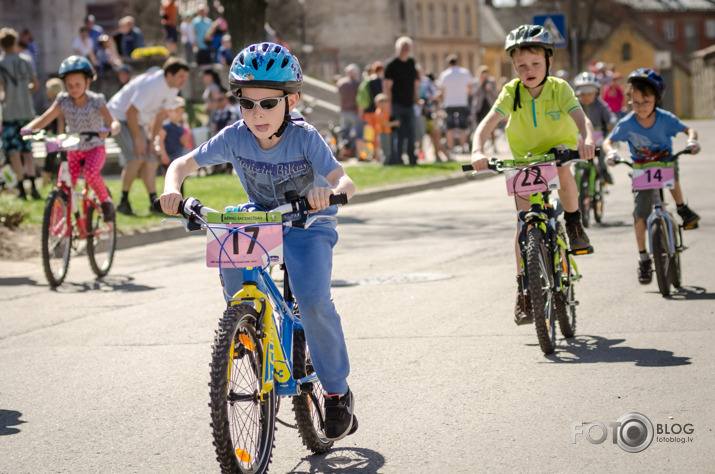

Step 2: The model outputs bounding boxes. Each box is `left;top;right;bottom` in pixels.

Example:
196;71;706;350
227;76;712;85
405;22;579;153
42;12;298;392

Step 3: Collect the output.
117;199;134;216
566;220;593;252
101;201;116;222
16;188;27;200
514;275;533;325
324;389;357;441
638;258;653;285
677;205;700;229
30;188;42;200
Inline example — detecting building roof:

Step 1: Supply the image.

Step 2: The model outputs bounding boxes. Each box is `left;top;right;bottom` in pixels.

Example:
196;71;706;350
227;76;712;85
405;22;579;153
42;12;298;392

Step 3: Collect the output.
478;3;507;46
616;0;715;11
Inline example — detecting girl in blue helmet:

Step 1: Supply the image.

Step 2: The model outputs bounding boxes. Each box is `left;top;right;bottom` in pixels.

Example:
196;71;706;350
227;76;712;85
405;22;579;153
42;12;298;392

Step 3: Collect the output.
22;55;121;221
602;68;700;286
159;43;358;441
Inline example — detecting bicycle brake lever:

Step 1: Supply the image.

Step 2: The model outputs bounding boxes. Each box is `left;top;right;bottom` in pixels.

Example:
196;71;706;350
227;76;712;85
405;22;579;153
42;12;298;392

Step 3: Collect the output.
160;217;203;232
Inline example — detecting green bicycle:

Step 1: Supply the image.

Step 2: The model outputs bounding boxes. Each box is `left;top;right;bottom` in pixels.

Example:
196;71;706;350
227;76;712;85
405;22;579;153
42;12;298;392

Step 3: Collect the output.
574;157;606;228
464;147;594;354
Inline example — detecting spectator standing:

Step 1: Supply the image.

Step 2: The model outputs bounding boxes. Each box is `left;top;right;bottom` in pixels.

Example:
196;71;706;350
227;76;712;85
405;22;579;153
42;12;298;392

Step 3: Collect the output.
217;34;233;66
160;0;179;53
359;61;384;161
192;4;213;65
438;55;473;154
158;96;189;186
0;28;40;199
603;72;625;118
336;64;365;160
117;64;133;91
107;57;189;215
373;93;399;164
84;15;105;52
472;65;499;152
180;12;196;64
96;35;121;74
18;29;39;70
113;16;145;61
72;27;98;66
420;71;449;162
206;16;228;63
383;36;420;166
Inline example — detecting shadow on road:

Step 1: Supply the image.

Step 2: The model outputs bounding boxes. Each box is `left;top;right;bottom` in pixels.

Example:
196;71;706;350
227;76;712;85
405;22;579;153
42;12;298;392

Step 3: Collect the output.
286;447;385;473
667;286;715;301
543;335;691;366
0;410;26;436
0;276;39;287
53;275;156;294
592;220;632;229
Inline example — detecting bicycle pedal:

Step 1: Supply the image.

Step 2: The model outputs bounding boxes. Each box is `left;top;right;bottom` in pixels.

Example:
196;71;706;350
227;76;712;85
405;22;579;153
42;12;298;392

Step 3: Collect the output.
682;223;698;230
570;246;594;256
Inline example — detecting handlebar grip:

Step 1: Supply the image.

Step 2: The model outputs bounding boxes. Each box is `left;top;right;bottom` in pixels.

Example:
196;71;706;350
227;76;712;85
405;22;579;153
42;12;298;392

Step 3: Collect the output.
151;197;186;215
462;164;474;172
329;192;348;206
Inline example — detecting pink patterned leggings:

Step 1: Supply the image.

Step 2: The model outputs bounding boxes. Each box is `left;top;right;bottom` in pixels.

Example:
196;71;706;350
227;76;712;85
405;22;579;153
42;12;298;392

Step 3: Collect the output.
67;147;110;203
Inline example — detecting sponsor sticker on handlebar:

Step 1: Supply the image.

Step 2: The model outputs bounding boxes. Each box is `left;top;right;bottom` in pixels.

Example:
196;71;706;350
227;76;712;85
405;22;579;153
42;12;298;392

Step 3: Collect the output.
504;163;560;196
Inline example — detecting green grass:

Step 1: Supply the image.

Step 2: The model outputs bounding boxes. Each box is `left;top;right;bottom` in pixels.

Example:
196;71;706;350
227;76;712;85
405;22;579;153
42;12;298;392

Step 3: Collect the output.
0;160;466;232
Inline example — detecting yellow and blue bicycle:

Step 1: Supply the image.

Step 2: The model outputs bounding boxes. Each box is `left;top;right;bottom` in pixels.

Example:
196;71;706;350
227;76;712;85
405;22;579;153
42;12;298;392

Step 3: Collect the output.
157;191;347;473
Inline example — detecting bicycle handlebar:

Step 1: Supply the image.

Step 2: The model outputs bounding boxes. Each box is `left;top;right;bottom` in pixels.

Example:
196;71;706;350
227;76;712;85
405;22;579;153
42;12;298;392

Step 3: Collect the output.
608;148;693;168
22;130;102;141
462;147;601;174
152;192;349;231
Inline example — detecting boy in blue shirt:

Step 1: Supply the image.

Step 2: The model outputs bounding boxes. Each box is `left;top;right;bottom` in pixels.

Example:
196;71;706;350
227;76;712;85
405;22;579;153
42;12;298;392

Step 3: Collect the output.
603;68;700;285
159;42;358;441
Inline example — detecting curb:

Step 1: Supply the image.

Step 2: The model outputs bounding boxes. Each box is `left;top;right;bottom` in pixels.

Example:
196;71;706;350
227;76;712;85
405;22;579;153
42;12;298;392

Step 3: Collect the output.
115;172;480;250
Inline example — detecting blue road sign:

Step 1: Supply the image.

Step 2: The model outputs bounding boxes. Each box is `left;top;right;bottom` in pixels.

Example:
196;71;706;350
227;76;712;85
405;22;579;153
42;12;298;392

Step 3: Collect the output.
533;14;567;48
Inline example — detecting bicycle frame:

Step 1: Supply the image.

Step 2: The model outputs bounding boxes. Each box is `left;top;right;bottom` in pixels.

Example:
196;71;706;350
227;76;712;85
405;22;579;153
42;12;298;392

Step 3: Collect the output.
55;162;102;242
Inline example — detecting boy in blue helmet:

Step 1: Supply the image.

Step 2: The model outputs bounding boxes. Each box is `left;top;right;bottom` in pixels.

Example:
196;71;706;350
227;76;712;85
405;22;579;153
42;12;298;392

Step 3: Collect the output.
602;68;700;285
159;42;358;441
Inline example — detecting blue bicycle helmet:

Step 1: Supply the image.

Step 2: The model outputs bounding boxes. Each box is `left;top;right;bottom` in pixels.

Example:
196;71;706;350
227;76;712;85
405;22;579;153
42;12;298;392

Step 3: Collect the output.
229;42;303;95
58;55;96;81
627;68;665;102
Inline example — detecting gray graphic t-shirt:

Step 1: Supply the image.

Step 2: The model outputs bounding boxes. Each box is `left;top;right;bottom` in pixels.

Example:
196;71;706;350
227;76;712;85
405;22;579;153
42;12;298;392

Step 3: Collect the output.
56;91;106;150
194;121;340;217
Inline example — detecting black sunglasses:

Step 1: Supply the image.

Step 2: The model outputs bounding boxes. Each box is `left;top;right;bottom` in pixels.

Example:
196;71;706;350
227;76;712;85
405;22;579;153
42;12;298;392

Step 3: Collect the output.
237;95;289;111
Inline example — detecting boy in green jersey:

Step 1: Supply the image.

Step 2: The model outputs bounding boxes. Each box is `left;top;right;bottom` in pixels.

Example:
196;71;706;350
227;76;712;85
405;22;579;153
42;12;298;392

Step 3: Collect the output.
470;24;596;325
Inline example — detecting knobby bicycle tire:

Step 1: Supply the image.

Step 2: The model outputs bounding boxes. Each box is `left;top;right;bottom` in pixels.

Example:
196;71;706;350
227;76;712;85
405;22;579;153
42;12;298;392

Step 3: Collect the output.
525;227;556;354
292;328;333;454
554;224;576;338
651;218;671;297
578;168;590;228
86;201;116;277
669;219;682;288
209;305;276;474
593;179;604;224
41;189;72;287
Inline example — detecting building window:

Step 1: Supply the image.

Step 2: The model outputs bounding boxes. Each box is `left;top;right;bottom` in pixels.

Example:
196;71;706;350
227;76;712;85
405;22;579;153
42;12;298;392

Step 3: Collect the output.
465;6;472;35
685;22;699;52
663;19;677;41
428;4;435;34
415;4;423;35
441;4;448;35
431;53;438;75
622;42;632;61
453;6;460;35
707;19;715;39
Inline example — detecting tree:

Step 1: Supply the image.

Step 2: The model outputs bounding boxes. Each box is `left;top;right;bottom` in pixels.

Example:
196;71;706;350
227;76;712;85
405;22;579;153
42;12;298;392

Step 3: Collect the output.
221;0;268;51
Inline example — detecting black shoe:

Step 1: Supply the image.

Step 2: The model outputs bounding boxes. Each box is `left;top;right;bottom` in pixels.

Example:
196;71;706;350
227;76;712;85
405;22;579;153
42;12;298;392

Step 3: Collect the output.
514;276;533;325
101;201;116;222
566;220;592;252
16;188;27;200
677;205;700;229
30;188;42;200
324;389;357;441
117;199;134;216
638;258;653;285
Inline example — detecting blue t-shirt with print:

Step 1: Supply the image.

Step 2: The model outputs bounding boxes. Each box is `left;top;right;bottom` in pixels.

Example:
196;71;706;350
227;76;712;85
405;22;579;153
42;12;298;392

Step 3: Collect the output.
193;120;341;218
608;108;686;164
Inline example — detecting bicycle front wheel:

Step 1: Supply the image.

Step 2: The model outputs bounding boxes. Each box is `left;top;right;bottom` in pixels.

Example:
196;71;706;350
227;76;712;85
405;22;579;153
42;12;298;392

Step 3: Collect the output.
578;167;590;228
209;305;276;474
41;189;72;287
525;226;556;354
593;179;604;224
651;218;671;297
86;201;116;277
292;328;333;454
669;219;682;288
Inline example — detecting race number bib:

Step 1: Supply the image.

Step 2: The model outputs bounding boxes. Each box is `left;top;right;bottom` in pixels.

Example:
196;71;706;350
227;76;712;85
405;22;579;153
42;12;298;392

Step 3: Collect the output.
631;163;675;190
504;163;560;196
205;212;283;268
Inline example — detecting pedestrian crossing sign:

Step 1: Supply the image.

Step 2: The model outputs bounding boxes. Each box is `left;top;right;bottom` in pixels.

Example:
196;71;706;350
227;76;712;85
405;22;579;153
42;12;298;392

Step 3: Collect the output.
533;14;567;48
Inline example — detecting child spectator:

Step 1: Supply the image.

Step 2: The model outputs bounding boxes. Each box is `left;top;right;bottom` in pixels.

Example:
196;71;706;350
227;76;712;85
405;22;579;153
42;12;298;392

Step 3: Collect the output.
217;34;233;66
373;93;399;165
158;96;189;191
41;78;66;185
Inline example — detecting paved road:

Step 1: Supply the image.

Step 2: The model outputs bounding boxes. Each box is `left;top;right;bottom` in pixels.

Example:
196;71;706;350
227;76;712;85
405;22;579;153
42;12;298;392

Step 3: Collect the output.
1;125;713;473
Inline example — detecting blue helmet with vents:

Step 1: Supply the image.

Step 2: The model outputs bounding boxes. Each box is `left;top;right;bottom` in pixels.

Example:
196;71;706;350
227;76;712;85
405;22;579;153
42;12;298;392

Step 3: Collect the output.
628;68;665;102
229;42;303;95
58;55;96;81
